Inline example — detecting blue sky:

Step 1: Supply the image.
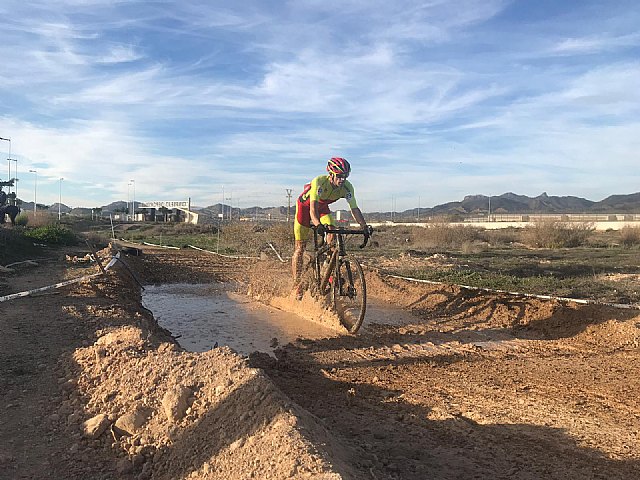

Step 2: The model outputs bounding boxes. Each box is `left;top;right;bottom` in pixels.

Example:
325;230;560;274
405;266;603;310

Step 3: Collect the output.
1;0;639;212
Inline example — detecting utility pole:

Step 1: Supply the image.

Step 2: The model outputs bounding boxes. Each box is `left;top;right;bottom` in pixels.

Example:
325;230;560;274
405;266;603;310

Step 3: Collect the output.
286;189;292;222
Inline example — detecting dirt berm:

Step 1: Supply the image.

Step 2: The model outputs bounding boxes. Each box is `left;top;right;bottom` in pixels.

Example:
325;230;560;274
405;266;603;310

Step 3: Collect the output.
1;243;640;479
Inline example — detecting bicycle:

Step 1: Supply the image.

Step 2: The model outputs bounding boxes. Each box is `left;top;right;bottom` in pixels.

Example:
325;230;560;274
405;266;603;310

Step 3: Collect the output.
303;225;372;333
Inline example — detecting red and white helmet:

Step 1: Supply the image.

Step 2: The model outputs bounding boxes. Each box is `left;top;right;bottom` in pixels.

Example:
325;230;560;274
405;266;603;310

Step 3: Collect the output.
327;157;351;177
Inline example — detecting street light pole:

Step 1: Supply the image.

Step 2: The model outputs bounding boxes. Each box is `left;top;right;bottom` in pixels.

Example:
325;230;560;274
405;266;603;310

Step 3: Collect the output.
58;177;64;220
29;169;37;216
130;179;135;222
0;137;10;191
9;158;17;199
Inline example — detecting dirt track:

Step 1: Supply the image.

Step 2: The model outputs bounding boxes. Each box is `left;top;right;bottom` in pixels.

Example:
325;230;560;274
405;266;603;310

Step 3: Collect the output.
1;244;640;479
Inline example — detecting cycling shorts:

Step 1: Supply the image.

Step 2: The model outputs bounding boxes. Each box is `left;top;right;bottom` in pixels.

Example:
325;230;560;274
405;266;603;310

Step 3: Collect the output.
294;200;335;241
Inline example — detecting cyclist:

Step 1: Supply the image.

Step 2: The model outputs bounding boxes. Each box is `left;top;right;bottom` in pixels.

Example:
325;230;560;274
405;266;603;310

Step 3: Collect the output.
291;157;371;299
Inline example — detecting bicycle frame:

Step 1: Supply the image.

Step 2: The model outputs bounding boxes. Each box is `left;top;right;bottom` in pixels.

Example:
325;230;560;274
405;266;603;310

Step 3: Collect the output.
312;226;370;296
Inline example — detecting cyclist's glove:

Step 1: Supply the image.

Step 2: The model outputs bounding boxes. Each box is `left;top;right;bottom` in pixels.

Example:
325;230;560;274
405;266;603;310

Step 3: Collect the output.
315;224;327;236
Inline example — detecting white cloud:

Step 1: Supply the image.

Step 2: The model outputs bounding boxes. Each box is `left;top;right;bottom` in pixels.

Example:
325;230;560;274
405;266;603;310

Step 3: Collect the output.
98;44;144;64
2;1;640;211
551;33;640;55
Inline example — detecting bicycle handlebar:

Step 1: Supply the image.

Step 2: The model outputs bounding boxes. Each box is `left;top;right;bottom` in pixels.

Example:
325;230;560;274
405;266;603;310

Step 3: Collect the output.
315;226;373;249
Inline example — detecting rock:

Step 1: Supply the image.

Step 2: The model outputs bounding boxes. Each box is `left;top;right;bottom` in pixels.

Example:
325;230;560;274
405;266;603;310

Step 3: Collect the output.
115;407;149;436
162;385;192;423
83;414;110;439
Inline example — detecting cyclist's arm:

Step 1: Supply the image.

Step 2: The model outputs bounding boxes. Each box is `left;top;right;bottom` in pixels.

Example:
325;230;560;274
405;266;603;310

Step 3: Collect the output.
310;199;322;227
350;207;367;229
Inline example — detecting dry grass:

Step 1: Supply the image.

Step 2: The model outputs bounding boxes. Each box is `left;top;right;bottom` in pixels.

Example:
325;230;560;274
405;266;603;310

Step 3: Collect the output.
220;222;294;257
26;211;59;228
521;220;594;248
412;223;484;249
619;225;640;247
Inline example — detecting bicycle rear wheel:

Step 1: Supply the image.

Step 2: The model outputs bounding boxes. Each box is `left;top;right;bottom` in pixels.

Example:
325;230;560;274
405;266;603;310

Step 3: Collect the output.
332;254;366;333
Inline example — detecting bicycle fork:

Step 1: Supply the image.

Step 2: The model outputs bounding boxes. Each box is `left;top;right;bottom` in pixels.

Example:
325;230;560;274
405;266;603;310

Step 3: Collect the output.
319;247;339;294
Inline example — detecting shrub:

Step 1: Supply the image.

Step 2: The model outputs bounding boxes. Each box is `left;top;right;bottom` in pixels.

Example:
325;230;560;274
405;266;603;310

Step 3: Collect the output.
522;220;593;248
27;212;58;228
24;225;77;245
413;223;483;249
484;227;521;246
14;214;29;226
619;225;640;247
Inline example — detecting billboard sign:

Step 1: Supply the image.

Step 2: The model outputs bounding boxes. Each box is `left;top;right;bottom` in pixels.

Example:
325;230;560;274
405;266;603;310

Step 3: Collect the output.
139;200;189;209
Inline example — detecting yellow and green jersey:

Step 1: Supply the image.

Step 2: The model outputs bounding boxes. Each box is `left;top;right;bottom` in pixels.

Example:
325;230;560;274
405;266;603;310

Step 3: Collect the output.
298;175;358;210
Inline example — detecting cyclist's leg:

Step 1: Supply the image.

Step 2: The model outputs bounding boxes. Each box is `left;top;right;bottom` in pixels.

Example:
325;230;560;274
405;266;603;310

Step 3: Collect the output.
292;204;312;298
318;213;337;288
292;239;307;283
319;211;336;244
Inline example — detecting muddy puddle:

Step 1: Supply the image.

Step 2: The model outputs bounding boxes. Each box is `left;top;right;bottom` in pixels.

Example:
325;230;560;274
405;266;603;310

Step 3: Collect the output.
141;283;337;355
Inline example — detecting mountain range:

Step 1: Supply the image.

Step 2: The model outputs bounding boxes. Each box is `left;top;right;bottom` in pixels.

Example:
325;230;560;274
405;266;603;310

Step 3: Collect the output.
17;192;640;220
393;192;640;219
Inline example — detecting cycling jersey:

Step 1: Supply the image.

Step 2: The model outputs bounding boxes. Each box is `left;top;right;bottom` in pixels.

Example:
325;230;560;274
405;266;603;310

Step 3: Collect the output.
299;175;357;208
294;175;359;239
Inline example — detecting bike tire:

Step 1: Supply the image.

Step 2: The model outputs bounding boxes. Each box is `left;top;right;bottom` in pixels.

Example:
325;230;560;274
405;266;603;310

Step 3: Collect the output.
301;251;329;297
332;254;366;333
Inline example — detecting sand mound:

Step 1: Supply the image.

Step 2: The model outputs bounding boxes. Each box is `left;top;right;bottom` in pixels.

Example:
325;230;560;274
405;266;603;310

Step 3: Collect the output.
67;325;353;479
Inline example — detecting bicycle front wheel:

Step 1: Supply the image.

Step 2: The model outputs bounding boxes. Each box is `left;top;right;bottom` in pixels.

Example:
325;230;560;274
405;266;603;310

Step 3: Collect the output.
332;254;366;333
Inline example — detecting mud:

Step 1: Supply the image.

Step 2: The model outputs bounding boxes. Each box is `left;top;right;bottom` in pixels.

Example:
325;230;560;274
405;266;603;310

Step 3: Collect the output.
1;243;639;479
142;283;337;355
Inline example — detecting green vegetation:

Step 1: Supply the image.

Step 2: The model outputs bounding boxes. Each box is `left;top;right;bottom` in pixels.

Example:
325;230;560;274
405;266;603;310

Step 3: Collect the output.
24;225;77;245
381;224;640;305
3;216;640;305
14;214;29;226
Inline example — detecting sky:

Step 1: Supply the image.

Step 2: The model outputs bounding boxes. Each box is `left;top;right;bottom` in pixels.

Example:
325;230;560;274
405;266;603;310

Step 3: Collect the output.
1;0;639;212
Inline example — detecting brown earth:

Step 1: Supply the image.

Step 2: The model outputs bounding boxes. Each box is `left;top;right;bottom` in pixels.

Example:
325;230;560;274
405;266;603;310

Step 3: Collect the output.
1;243;639;479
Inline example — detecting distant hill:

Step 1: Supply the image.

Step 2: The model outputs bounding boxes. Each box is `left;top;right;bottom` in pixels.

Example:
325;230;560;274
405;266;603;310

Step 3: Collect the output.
17;201;72;214
14;192;640;220
434;192;595;215
368;192;640;221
